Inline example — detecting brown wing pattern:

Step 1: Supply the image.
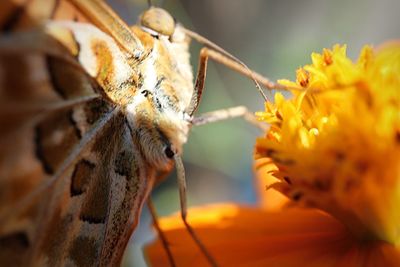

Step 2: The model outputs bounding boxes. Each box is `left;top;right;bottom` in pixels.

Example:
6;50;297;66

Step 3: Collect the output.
0;0;153;266
0;0;93;31
29;111;154;266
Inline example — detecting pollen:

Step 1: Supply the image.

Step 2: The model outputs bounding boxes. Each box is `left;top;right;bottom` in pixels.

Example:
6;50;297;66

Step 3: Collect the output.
296;68;309;87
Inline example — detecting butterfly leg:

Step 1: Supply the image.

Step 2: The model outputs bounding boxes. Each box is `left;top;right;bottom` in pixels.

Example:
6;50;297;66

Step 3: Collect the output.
174;154;218;267
192;105;268;130
147;198;176;267
186;46;284;116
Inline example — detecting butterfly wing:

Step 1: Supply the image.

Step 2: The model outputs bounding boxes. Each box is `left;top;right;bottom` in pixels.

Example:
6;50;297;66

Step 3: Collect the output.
0;1;153;266
0;0;143;54
29;109;155;266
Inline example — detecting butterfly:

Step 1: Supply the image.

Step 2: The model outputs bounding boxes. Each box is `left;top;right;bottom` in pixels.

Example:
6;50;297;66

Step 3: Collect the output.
0;0;275;266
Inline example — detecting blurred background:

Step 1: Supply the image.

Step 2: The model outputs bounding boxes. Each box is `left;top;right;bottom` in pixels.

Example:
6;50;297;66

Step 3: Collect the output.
104;0;400;266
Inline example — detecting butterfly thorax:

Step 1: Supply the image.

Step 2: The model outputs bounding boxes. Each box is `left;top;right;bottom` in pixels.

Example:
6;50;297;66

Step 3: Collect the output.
125;24;194;171
46;13;194;172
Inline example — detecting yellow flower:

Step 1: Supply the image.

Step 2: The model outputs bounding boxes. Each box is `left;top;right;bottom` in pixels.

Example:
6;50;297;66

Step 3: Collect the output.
145;43;400;266
256;43;400;244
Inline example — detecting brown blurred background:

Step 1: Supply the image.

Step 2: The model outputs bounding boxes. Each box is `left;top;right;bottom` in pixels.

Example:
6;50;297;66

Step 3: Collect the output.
105;0;400;266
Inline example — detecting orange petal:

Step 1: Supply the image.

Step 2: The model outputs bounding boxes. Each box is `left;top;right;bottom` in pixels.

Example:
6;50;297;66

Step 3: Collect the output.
254;158;289;211
145;204;400;267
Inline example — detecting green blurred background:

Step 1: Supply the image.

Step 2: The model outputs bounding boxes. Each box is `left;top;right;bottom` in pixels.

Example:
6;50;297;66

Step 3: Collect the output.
106;0;400;265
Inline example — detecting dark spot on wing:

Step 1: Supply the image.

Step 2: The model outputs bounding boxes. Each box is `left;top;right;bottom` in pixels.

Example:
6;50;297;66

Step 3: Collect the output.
0;231;29;248
35;125;54;175
34;110;81;175
0;231;30;266
79;113;124;224
79;166;110;224
46;57;66;99
47;56;96;99
69;236;99;267
115;150;133;177
1;5;25;32
71;159;95;196
84;98;112;125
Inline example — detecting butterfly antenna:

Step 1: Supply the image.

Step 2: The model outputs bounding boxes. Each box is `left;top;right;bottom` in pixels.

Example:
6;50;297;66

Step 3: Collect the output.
184;28;269;102
147;0;153;7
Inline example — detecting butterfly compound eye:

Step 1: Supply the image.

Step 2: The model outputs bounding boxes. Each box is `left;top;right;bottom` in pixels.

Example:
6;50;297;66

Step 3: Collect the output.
164;146;175;159
140;7;175;36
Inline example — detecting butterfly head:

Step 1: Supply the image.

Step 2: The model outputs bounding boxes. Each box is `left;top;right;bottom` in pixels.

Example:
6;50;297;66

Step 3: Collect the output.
139;7;175;37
